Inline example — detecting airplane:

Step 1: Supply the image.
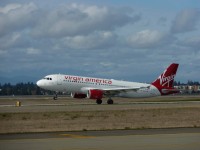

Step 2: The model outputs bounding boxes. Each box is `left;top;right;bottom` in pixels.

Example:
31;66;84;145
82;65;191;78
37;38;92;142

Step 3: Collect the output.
36;63;179;104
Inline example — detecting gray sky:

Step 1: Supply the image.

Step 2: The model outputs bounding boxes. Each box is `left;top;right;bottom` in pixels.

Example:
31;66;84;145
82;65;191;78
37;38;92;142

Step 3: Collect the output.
0;0;200;84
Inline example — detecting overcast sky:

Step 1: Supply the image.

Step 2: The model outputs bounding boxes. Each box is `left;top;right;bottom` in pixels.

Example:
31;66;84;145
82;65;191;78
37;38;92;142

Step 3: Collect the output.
0;0;200;84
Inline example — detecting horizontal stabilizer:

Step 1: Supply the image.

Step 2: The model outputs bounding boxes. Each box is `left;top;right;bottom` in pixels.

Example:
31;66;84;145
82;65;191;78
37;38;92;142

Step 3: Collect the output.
161;88;180;94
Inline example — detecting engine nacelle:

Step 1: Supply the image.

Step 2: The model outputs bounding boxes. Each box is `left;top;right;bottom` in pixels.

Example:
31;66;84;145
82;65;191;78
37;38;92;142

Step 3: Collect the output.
71;92;87;99
87;89;103;99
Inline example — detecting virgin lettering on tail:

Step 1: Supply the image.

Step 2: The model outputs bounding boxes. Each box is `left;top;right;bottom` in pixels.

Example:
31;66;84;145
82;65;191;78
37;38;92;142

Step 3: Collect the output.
158;70;176;87
151;63;179;95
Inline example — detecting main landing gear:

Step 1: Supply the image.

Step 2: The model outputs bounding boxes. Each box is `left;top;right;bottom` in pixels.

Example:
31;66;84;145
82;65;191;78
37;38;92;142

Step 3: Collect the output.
96;99;102;104
96;98;114;104
107;98;113;104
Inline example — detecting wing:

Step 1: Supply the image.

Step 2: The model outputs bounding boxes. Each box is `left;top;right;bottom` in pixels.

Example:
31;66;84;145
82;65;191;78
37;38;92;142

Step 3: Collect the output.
81;86;150;96
103;86;150;95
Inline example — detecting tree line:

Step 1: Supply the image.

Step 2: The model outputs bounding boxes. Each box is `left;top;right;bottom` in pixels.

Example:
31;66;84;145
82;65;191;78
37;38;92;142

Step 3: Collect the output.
0;82;54;96
0;82;39;95
0;81;199;95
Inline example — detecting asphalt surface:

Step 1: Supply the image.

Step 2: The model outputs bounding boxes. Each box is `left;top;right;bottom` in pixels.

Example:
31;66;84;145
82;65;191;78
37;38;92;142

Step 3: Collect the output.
0;128;200;150
0;95;200;113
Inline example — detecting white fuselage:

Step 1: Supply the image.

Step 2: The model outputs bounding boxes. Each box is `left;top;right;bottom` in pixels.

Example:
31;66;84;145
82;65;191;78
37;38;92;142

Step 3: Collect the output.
37;74;161;98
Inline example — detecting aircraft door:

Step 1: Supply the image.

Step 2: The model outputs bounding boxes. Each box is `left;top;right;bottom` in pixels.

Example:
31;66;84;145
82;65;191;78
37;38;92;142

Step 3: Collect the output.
57;75;62;85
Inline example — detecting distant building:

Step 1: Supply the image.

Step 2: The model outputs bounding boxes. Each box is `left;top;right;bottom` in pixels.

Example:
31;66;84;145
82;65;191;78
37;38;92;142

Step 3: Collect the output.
174;85;200;94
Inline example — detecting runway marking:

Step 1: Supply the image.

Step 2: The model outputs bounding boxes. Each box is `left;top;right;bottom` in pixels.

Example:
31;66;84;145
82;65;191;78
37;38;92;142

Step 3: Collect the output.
60;134;94;139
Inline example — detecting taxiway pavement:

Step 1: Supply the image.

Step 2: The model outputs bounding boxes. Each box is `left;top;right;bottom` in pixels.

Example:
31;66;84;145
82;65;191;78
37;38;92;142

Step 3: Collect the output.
0;128;200;150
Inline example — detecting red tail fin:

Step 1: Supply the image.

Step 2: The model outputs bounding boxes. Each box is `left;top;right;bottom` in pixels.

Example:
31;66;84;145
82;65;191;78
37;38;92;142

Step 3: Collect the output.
152;63;179;95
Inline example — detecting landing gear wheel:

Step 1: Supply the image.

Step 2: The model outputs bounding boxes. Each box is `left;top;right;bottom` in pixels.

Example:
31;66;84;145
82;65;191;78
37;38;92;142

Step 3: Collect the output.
107;99;113;104
53;93;58;100
96;99;102;104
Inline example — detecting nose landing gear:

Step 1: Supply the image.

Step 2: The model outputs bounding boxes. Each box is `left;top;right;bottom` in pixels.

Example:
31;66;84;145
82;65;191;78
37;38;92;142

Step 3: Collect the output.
53;93;58;100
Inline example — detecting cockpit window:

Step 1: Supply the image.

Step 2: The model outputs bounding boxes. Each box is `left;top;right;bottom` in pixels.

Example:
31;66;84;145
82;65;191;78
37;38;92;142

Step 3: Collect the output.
43;77;52;80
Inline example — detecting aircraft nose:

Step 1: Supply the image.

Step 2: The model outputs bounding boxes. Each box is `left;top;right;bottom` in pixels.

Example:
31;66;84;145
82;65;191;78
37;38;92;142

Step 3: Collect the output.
36;80;43;87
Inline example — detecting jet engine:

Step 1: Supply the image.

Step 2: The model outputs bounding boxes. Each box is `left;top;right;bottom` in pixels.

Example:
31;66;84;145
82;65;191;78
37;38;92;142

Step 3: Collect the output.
87;89;103;99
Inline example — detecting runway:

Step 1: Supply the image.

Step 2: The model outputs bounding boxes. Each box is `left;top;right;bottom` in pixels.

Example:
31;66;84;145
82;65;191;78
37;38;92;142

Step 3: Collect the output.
0;95;200;113
1;95;200;133
1;128;200;150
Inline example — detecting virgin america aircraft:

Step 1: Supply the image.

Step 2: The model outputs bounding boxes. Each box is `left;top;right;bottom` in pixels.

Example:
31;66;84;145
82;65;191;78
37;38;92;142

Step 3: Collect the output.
36;63;179;104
